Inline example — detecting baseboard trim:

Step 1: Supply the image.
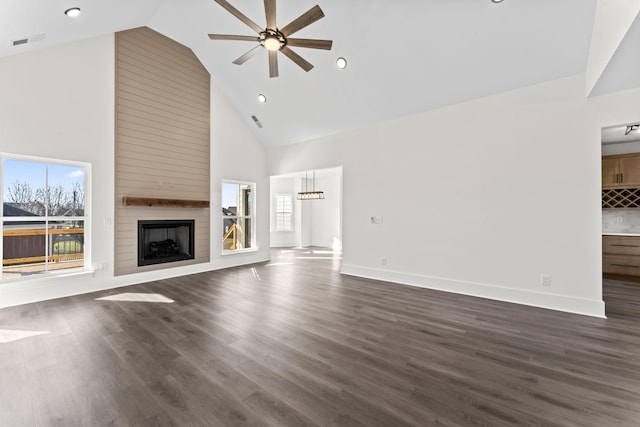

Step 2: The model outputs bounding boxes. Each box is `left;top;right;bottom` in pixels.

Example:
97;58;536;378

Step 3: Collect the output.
340;264;606;318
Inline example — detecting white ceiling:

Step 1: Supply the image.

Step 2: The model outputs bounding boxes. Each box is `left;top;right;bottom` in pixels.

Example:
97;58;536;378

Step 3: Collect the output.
1;0;639;148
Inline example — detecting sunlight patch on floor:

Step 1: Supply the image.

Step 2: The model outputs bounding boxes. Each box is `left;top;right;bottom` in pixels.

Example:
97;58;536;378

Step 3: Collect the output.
0;329;49;344
96;293;174;303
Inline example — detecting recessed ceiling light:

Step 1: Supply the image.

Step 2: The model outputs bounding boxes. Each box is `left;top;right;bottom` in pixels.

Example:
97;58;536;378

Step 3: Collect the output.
491;0;504;3
257;94;267;103
64;7;81;17
336;57;347;69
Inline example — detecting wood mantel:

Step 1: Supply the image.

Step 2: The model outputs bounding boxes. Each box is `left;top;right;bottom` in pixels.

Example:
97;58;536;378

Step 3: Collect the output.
122;196;210;208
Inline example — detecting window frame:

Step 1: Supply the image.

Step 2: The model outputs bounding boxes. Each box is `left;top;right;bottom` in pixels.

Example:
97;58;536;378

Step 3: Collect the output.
221;179;256;254
1;153;91;280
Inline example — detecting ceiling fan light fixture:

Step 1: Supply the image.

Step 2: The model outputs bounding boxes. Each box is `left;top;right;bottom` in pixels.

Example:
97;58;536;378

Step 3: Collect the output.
263;34;282;51
336;57;347;69
257;94;267;103
64;7;81;17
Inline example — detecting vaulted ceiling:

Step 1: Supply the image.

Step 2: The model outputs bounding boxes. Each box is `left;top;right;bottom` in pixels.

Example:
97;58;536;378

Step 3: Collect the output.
1;0;639;147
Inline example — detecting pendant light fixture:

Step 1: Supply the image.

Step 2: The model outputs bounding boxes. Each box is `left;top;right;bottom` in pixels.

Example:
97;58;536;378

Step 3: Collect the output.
297;170;325;200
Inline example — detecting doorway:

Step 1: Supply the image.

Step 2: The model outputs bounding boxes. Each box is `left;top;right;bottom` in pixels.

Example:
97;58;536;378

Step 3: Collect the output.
601;122;640;291
269;166;343;252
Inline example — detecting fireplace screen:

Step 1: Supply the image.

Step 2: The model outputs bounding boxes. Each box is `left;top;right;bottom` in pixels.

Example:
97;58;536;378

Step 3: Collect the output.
138;220;194;266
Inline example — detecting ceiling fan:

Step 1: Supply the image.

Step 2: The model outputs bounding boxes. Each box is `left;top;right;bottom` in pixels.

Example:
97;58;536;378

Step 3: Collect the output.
208;0;333;78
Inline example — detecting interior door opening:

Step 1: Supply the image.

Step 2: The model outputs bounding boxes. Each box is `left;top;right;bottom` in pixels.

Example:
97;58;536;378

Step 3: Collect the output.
601;122;640;289
269;166;343;255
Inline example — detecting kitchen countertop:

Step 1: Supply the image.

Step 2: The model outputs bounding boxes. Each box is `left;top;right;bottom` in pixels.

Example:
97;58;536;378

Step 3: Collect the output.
603;233;640;236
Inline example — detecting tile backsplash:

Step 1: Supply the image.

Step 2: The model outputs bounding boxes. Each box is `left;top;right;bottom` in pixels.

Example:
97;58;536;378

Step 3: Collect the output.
603;210;640;233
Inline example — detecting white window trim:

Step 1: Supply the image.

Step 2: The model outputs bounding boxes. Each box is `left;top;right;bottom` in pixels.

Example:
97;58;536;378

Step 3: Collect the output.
274;193;293;231
221;179;256;255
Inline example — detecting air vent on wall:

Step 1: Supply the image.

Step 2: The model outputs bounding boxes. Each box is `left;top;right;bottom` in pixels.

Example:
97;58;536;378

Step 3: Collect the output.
12;33;46;46
251;115;263;128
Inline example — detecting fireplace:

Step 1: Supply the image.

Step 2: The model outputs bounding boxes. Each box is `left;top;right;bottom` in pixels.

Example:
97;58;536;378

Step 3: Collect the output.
138;220;195;266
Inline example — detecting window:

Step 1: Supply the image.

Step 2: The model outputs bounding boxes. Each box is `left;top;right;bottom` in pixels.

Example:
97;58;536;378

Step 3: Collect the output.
275;194;292;231
222;181;254;252
1;156;89;279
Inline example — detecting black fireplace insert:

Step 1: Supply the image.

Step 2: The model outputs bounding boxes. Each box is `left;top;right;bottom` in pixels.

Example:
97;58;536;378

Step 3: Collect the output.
138;220;194;266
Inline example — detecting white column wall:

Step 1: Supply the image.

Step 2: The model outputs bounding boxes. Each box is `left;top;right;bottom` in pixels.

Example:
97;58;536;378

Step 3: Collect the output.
308;175;342;249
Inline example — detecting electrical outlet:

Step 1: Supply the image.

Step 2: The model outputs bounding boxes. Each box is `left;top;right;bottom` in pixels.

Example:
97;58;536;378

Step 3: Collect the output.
381;257;387;265
540;274;551;286
616;216;624;223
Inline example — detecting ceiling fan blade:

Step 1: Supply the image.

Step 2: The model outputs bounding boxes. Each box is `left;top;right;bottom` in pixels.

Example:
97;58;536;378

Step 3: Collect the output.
214;0;263;34
280;46;313;72
208;34;261;42
269;50;279;78
264;0;277;30
286;38;332;50
233;45;262;65
280;5;325;37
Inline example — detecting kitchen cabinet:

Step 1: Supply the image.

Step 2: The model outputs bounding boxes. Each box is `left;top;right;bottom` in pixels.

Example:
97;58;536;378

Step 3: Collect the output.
603;235;640;277
602;153;640;188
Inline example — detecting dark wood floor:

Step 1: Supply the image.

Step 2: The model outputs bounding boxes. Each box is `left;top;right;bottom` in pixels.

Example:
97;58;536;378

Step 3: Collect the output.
2;248;640;426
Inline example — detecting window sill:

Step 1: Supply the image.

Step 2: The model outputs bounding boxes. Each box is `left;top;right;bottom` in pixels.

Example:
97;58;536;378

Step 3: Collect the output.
220;248;258;256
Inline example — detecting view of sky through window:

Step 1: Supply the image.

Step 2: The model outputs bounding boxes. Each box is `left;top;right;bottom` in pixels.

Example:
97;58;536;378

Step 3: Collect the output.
3;159;85;201
2;159;85;215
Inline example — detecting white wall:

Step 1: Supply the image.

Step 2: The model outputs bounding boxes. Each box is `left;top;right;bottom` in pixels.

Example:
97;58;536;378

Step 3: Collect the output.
268;74;640;317
210;80;270;268
307;174;342;249
0;35;269;308
0;35;116;307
